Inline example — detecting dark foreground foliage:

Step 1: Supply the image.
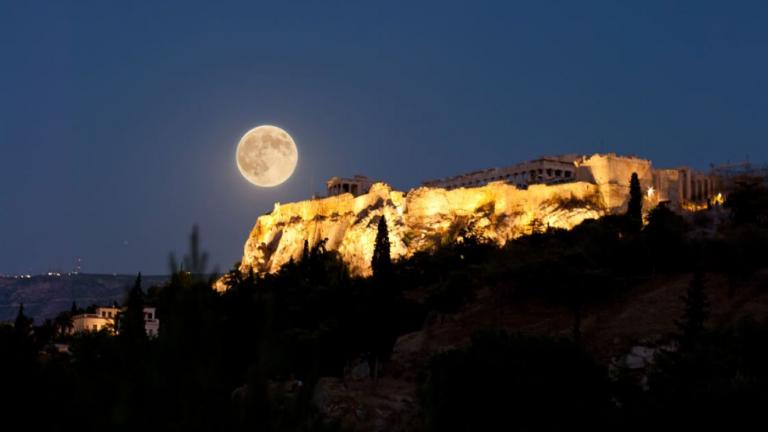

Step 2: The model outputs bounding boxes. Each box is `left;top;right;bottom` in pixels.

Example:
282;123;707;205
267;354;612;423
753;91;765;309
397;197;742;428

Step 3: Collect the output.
2;180;768;431
422;330;614;432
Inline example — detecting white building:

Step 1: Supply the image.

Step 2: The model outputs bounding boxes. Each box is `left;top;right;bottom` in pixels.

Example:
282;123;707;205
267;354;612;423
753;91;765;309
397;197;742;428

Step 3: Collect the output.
71;306;120;333
143;307;159;337
70;305;159;337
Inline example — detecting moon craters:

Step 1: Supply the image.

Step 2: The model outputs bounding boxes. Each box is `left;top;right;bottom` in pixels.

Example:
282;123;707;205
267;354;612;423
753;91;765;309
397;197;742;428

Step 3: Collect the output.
236;125;298;187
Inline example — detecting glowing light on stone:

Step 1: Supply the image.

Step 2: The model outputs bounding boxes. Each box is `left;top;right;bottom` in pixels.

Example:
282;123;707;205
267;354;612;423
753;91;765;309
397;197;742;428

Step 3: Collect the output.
230;181;606;285
713;192;725;206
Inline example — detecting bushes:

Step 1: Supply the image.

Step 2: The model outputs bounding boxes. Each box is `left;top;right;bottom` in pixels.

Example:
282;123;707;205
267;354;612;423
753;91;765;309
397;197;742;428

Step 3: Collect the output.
421;330;614;432
638;318;768;429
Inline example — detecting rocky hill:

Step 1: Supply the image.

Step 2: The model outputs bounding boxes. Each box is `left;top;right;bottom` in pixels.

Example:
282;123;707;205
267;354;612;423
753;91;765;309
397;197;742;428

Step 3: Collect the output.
0;274;167;322
238;181;610;278
312;269;768;431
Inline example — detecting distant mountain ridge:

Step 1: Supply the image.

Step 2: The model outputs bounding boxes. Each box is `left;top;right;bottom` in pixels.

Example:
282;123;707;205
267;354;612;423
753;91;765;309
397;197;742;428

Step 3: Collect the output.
0;274;168;322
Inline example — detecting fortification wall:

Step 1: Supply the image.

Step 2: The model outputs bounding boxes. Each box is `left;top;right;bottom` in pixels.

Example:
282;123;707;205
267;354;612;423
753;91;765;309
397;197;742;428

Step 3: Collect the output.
653;169;684;208
576;153;654;211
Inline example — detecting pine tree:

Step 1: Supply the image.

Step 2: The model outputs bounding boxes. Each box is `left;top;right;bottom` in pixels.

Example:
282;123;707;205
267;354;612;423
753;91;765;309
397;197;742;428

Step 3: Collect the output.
627;172;643;229
676;271;709;348
371;215;392;280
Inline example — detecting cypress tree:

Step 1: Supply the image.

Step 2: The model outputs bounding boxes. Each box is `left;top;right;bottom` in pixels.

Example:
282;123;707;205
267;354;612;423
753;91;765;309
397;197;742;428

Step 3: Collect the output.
183;224;208;277
371;215;392;280
627;172;643;229
370;215;395;380
14;303;32;337
120;273;146;341
301;239;310;264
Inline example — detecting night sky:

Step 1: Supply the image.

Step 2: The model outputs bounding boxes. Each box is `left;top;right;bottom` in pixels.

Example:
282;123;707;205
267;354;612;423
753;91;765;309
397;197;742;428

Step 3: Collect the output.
1;1;766;275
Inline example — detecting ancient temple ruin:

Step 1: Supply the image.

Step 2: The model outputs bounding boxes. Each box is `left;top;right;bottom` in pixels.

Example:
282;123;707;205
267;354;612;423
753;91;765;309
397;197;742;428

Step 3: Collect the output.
421;153;720;210
227;152;730;283
326;175;377;197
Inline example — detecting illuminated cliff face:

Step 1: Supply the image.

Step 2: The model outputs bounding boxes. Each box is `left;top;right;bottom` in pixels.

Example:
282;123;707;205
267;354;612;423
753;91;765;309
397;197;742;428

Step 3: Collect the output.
237;181;607;279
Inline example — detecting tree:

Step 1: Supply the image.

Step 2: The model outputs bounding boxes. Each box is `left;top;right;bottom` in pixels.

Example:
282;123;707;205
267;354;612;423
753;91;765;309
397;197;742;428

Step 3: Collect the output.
368;216;396;380
169;224;209;278
371;215;392;280
120;273;147;341
301;239;309;264
14;303;32;337
645;203;687;240
422;330;613;431
644;203;689;272
54;310;73;337
627;172;643;230
724;178;768;226
676;272;709;348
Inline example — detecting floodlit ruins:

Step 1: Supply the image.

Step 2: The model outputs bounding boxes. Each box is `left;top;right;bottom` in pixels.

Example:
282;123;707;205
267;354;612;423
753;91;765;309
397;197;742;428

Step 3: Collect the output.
225;153;725;284
423;153;718;209
326;175;378;197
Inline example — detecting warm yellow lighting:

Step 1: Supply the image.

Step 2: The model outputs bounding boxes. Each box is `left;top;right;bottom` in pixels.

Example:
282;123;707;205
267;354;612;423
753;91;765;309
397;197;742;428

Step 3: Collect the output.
221;180;606;288
646;187;655;199
682;201;708;212
713;192;725;206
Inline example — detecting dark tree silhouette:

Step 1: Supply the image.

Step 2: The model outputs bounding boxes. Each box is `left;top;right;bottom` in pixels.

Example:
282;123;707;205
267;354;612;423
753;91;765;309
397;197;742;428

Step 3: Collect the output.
372;215;392;280
120;273;147;341
627;172;643;230
645;203;687;240
368;215;397;379
53;310;73;337
724;178;768;226
422;330;612;431
301;239;310;264
644;203;689;273
169;224;209;277
676;272;709;348
14;303;32;337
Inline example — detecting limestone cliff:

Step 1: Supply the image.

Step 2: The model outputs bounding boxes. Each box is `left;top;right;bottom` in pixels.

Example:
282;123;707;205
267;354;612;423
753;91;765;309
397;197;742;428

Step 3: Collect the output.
236;181;608;279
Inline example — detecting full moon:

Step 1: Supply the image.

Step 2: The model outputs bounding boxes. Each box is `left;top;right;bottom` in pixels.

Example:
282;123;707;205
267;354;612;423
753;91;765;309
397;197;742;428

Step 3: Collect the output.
236;125;298;187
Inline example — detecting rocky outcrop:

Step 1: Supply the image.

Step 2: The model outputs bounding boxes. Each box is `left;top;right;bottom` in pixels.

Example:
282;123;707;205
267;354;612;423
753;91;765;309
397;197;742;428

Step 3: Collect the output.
312;377;419;432
236;181;609;279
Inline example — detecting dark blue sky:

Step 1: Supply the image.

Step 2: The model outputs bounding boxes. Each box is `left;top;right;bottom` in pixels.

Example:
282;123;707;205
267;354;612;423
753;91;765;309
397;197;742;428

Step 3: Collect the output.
1;1;766;275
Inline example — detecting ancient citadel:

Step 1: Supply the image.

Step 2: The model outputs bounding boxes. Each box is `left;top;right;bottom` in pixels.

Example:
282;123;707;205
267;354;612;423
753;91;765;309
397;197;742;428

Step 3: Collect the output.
231;153;765;282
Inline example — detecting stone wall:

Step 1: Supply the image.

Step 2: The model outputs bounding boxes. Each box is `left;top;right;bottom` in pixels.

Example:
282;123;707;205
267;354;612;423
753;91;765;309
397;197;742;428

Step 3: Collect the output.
575;153;654;211
653;169;684;208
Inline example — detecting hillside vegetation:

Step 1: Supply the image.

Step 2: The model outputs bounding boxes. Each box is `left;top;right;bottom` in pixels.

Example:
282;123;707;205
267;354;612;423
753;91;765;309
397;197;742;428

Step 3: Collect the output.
2;178;768;431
